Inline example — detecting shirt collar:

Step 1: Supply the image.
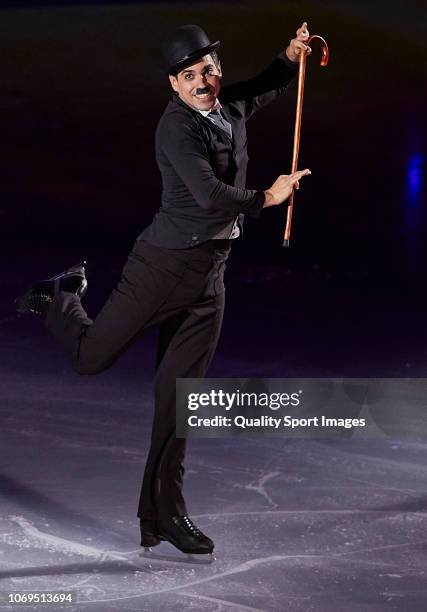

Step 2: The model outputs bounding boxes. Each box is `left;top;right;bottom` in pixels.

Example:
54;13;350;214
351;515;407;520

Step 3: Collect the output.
198;99;222;117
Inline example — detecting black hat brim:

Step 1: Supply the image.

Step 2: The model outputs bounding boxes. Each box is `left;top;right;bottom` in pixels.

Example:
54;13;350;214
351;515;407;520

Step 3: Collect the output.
168;40;221;75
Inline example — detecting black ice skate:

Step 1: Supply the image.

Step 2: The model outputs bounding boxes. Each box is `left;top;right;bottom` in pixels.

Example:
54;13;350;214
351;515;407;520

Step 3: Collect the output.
140;515;214;555
15;261;88;316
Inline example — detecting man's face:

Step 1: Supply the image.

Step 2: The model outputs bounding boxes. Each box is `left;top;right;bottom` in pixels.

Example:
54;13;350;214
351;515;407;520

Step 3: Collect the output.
169;54;222;111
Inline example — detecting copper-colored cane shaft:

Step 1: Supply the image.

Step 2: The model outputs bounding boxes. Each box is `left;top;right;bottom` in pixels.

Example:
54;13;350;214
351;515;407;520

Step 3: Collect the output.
283;35;329;247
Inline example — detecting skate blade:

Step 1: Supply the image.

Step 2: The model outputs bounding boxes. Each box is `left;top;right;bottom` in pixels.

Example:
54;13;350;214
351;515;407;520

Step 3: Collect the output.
140;545;216;565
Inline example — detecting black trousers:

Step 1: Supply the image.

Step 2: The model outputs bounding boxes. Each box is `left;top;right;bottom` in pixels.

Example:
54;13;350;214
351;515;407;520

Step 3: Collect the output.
45;239;231;519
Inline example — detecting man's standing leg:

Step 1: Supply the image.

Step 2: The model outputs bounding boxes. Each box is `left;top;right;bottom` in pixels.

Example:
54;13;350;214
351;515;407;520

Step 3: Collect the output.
138;291;225;520
138;246;229;553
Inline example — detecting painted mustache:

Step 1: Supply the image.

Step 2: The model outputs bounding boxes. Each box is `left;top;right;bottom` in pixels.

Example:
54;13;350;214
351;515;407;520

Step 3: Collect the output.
194;87;212;95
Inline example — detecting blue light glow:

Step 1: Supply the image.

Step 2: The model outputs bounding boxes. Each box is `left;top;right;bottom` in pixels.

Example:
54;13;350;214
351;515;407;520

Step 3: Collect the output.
407;154;423;203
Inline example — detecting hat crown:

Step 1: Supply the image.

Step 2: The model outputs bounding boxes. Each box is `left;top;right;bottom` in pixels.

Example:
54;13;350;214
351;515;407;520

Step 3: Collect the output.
162;24;220;74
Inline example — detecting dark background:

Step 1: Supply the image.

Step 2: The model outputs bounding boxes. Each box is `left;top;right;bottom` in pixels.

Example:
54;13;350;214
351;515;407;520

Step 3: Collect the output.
1;0;426;375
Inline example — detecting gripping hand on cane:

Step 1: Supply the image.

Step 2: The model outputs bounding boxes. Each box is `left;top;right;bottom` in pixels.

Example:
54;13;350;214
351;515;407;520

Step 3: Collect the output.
286;21;312;62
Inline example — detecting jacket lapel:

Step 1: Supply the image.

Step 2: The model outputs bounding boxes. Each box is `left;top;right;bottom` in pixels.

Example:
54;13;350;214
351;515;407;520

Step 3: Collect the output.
199;113;234;145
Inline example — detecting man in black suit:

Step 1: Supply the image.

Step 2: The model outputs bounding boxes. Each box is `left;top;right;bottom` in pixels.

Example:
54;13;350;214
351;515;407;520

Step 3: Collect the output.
16;22;312;555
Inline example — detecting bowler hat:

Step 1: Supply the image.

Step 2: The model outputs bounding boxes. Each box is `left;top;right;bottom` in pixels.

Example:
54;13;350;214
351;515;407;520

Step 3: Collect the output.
162;24;220;75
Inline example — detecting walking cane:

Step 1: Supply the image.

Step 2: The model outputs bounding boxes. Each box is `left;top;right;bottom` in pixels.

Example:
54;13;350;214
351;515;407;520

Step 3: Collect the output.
283;34;329;247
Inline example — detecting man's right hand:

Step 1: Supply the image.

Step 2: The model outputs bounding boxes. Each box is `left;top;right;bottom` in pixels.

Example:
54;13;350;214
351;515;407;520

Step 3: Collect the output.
263;169;311;207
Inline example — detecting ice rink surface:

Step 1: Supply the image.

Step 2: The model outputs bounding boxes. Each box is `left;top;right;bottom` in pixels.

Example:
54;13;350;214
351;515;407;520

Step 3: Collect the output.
1;302;427;611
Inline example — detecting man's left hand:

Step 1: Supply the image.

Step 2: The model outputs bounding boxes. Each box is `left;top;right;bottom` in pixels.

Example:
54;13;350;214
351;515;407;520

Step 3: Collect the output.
286;22;312;63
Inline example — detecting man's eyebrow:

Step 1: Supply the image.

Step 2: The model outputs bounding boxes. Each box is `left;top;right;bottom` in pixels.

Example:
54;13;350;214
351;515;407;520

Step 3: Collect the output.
181;64;215;75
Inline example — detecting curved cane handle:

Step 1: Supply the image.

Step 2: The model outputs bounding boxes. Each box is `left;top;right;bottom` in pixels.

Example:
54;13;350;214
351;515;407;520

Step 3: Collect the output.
283;34;329;247
307;34;329;66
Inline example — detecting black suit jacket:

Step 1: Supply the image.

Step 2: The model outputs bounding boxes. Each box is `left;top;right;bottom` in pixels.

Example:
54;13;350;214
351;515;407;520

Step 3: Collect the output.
139;54;298;248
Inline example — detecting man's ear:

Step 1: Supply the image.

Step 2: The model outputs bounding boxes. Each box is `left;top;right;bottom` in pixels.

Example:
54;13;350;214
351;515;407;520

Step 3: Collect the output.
168;74;179;93
217;61;222;78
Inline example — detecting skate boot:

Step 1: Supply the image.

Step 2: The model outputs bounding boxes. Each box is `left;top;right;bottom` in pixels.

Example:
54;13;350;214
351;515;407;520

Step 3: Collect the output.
139;519;161;548
15;261;87;316
140;515;214;555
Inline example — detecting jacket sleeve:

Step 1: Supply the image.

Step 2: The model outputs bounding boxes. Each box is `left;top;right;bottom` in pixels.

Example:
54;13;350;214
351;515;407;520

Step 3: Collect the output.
220;53;298;119
160;117;266;217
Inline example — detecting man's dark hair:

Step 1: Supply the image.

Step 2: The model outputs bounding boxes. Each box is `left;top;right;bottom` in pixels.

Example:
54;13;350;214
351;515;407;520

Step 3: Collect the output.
169;51;221;77
210;50;220;69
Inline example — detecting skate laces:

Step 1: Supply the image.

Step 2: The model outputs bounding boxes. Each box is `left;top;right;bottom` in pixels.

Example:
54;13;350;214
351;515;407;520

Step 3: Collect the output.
180;516;205;539
29;293;52;315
